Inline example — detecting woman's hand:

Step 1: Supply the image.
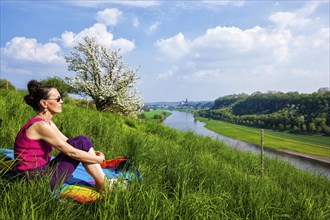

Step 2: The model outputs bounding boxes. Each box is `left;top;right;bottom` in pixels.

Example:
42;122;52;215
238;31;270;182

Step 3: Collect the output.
95;151;105;163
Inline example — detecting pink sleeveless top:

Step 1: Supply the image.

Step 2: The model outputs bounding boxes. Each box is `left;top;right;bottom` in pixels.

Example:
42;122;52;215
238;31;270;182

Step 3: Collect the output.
14;118;53;170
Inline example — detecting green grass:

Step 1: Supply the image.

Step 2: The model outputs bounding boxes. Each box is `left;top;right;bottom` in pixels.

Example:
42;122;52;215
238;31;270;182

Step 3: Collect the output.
142;109;171;123
197;117;330;158
1;89;330;219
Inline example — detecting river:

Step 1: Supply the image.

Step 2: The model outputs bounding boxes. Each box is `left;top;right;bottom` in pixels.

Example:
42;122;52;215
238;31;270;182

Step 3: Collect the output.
163;111;330;179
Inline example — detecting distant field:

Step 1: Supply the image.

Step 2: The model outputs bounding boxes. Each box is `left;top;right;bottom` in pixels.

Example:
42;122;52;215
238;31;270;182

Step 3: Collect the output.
142;109;171;122
197;117;330;158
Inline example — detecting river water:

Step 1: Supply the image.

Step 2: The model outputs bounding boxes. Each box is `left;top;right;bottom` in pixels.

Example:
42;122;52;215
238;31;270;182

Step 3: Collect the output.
163;111;330;179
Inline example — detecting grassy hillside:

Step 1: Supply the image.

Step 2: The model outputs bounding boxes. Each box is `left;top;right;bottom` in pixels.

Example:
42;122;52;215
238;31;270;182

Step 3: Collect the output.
1;89;330;219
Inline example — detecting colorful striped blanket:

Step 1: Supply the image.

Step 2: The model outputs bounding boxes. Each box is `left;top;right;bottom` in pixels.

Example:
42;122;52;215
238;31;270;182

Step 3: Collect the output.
0;148;141;203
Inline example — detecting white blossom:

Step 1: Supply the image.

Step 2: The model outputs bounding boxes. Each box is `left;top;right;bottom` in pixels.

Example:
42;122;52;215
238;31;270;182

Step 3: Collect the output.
65;36;143;117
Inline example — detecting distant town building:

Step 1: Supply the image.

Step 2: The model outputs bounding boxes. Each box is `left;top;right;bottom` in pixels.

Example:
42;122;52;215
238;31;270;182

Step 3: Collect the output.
181;98;188;105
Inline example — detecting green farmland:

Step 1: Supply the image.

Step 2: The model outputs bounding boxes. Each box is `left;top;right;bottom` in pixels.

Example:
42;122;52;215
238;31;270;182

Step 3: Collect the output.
197;117;330;159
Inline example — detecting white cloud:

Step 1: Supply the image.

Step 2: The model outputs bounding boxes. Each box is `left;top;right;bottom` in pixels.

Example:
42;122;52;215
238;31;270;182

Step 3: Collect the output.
61;31;75;47
155;33;189;59
1;38;68;89
312;28;330;48
156;1;327;66
291;27;329;51
269;1;321;31
61;23;135;54
270;29;292;62
68;0;160;8
202;0;245;7
296;1;320;17
111;1;161;7
96;8;123;26
152;1;328;100
189;69;221;81
192;26;263;52
159;2;328;66
156;66;177;79
1;37;63;63
156;25;293;63
132;17;140;28
147;21;160;34
269;12;309;29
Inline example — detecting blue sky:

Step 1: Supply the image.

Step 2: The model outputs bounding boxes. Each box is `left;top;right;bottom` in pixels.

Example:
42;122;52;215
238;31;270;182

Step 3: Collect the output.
1;0;329;102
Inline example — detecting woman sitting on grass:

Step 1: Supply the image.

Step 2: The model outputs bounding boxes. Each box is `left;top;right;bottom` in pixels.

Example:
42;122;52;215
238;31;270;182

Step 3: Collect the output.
13;80;110;191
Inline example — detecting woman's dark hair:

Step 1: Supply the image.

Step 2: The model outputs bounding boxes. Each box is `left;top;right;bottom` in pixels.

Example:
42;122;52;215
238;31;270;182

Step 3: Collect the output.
24;80;56;111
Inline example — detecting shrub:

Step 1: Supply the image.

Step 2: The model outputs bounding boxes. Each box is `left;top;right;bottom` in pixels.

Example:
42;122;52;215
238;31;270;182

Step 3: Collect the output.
0;79;15;90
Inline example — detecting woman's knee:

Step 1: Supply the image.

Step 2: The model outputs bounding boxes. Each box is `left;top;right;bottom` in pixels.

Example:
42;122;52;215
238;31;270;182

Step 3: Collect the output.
67;135;94;152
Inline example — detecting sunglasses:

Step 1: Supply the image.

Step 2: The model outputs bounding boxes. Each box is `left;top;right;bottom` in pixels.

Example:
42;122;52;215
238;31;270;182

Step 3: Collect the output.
46;96;63;102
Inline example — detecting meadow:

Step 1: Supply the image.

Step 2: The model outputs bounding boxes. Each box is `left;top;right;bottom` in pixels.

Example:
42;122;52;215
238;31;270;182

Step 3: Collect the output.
1;89;330;219
141;109;172;123
196;117;330;159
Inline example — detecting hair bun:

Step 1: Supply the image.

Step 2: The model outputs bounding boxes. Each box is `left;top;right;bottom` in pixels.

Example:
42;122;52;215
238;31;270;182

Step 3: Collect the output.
27;80;42;94
24;94;34;106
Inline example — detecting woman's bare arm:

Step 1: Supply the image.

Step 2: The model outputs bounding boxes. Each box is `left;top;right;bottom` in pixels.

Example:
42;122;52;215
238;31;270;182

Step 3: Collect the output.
50;121;68;141
29;121;104;164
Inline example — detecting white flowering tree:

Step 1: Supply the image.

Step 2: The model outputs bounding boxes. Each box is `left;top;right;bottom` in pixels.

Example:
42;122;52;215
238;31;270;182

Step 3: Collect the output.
65;36;143;117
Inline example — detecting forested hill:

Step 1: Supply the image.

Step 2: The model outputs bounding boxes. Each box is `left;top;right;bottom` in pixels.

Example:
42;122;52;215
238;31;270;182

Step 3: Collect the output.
197;90;330;136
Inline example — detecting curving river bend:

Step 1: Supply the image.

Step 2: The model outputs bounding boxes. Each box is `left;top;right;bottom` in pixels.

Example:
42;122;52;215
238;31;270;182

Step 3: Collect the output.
163;111;330;179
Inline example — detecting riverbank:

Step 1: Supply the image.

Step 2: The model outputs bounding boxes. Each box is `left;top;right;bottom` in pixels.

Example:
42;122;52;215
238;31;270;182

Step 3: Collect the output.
278;149;330;165
196;117;330;165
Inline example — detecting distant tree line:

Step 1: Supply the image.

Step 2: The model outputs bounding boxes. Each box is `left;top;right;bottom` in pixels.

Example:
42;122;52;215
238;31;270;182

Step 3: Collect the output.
197;90;330;136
